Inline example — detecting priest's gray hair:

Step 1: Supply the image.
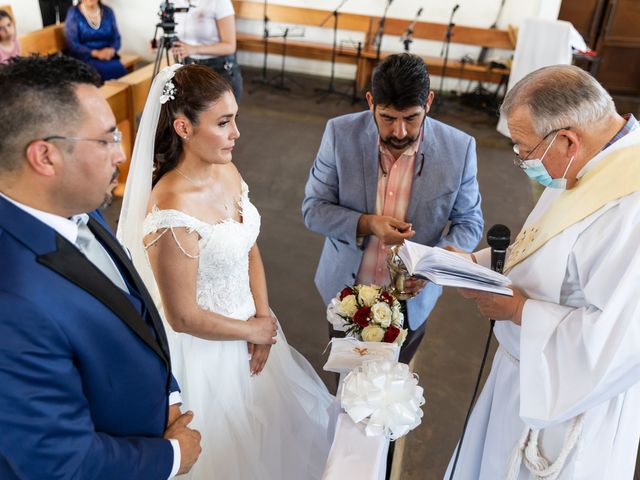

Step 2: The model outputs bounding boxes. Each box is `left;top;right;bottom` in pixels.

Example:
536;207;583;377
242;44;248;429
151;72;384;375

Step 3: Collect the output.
500;65;615;137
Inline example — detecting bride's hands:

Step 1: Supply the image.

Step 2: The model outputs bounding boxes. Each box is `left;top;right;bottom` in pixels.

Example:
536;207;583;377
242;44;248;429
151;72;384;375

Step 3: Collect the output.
247;343;272;376
246;314;277;345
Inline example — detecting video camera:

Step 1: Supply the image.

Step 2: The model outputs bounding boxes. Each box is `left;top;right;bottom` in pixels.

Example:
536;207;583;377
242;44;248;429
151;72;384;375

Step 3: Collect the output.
151;1;190;49
158;1;189;28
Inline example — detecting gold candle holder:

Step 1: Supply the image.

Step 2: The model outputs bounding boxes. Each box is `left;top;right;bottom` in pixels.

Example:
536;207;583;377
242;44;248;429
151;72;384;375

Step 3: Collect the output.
386;245;411;301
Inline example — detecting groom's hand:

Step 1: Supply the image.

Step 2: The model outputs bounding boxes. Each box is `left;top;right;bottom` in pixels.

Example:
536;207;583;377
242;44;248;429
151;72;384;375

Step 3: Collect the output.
249;343;272;376
358;214;415;245
168;404;182;426
164;411;202;475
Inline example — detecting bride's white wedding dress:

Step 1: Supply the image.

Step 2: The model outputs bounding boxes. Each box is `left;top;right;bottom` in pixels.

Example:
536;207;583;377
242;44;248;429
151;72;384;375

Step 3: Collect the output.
143;180;333;480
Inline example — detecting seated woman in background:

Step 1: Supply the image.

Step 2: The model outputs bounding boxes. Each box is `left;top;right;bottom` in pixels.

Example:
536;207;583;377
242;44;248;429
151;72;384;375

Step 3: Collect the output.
171;0;243;102
65;0;126;81
0;10;20;65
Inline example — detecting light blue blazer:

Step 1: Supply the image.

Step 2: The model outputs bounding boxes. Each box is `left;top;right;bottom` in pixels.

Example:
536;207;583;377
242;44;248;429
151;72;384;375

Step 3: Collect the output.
302;111;484;329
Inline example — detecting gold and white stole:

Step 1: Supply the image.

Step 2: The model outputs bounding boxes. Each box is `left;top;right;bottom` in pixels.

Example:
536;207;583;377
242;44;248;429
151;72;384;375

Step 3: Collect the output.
504;145;640;274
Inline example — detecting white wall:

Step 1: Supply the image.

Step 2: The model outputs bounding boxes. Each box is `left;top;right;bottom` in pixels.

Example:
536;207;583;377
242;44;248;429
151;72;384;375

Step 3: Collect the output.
6;0;561;83
5;0;43;33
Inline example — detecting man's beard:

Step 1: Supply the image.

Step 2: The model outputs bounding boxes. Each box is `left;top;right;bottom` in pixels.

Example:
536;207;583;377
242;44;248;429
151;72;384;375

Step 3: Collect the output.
380;134;419;151
100;167;120;209
375;114;426;152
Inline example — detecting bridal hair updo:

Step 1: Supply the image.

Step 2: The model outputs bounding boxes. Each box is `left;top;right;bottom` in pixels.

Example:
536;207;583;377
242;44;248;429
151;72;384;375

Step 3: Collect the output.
153;64;232;185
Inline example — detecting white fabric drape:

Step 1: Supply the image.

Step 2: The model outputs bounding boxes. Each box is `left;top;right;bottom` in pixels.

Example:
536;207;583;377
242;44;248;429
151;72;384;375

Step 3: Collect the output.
497;19;587;137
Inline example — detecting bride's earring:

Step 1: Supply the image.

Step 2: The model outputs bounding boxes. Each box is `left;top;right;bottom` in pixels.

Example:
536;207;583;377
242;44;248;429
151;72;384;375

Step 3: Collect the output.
176;121;190;141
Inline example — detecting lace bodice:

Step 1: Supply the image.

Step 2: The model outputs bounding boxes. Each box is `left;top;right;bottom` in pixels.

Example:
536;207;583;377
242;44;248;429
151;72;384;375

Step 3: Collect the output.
143;181;261;319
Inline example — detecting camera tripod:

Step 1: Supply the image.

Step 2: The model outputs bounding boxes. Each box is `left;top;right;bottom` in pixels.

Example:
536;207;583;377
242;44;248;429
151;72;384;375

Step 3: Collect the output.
152;30;179;79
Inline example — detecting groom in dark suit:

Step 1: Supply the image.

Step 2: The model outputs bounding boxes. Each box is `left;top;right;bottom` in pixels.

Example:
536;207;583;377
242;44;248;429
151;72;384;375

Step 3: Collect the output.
0;55;200;479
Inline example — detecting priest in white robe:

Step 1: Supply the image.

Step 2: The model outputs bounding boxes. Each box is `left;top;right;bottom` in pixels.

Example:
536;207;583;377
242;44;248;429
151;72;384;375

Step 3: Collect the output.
445;65;640;479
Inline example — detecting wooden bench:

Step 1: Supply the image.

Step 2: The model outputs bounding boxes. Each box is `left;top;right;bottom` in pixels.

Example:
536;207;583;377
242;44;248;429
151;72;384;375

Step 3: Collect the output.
0;3;143;74
111;61;166;123
16;22;141;72
103;60;172;193
232;0;515;90
99;81;133;195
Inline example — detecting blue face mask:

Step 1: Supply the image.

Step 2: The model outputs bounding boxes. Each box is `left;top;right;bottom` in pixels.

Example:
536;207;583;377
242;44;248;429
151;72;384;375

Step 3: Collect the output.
521;133;575;189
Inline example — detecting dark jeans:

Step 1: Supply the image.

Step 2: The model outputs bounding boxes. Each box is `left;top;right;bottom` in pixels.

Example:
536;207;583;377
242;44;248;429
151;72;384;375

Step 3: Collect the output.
185;54;243;103
39;0;73;26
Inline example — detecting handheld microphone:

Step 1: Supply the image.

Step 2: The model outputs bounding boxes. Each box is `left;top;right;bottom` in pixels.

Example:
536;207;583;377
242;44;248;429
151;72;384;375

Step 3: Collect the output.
487;224;510;274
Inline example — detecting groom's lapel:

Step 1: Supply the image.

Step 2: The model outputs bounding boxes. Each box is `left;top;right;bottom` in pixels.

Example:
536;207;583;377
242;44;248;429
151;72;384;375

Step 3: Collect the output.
37;234;169;366
87;216;171;365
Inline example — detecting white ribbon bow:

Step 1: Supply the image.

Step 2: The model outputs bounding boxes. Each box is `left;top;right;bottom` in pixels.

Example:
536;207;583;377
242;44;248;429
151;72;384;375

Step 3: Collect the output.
341;359;425;440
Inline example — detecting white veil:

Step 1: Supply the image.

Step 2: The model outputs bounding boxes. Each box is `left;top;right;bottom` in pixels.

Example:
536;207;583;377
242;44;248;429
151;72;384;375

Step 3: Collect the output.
116;64;183;302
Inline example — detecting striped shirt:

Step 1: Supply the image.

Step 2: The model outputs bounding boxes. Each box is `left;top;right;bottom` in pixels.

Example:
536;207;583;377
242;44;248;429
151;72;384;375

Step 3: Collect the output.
356;136;421;286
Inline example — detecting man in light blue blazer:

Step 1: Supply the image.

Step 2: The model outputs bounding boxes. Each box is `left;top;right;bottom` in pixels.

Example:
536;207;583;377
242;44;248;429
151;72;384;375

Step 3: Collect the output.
0;55;201;479
303;54;483;363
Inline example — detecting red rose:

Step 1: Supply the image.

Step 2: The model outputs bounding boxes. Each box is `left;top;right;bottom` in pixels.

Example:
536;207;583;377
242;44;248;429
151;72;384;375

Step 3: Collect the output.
379;291;394;306
353;306;371;328
383;325;400;343
339;287;354;300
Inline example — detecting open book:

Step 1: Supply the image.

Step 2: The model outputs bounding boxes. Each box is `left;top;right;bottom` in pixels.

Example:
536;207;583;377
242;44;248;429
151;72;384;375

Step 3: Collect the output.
397;241;513;296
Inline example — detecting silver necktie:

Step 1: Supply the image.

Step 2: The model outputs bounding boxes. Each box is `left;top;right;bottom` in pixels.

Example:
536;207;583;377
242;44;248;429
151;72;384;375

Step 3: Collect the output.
75;216;129;292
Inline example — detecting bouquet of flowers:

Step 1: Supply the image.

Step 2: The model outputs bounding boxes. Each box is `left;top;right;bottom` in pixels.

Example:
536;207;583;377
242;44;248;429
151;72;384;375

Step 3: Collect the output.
327;284;407;346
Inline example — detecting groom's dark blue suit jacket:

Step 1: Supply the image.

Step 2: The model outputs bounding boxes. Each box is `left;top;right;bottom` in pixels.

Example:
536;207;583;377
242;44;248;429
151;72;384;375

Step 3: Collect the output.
0;195;178;479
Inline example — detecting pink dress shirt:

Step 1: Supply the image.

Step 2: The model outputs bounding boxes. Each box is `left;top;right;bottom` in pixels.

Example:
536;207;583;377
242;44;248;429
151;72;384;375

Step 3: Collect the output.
356;136;420;286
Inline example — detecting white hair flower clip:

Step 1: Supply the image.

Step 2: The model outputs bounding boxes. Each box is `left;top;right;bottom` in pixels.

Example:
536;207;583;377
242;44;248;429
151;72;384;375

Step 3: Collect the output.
159;79;177;104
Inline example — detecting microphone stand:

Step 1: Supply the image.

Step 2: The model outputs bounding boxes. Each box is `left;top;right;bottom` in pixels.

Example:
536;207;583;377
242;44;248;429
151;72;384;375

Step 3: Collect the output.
315;0;353;104
434;4;459;112
401;7;423;52
352;41;363;104
250;0;271;91
250;0;304;94
269;27;305;91
448;224;511;480
374;0;393;62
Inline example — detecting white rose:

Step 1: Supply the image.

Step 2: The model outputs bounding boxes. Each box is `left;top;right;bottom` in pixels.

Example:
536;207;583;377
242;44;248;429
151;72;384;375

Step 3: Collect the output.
395;328;408;346
358;285;380;307
339;295;358;317
361;324;385;342
371;302;392;328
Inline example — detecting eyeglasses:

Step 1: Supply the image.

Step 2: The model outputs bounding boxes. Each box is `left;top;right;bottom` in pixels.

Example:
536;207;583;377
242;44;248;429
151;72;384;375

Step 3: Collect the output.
42;128;123;149
512;127;570;168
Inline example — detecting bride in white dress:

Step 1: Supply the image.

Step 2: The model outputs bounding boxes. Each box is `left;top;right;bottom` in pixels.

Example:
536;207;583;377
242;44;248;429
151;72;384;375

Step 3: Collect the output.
117;64;333;479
